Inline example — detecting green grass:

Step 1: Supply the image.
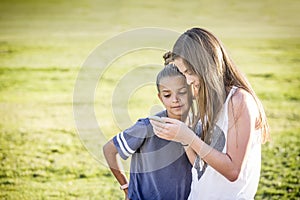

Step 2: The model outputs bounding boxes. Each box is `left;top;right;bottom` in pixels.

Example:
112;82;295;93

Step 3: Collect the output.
1;0;300;199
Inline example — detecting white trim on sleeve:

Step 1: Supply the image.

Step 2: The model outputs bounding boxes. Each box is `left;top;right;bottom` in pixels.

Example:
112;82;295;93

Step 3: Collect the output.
116;133;130;157
120;131;135;154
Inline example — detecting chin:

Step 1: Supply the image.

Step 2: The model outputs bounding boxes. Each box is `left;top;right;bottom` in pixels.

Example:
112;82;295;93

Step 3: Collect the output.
175;112;188;120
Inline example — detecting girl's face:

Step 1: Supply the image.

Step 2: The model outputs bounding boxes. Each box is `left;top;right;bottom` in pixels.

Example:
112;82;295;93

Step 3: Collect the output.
158;75;191;121
173;57;200;97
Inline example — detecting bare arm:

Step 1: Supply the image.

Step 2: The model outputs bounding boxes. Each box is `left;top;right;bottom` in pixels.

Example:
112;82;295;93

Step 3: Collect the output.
151;89;258;181
184;122;203;165
103;139;129;198
183;145;197;165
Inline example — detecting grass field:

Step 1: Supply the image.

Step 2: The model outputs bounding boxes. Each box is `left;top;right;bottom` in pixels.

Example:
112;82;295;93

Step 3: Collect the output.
0;0;299;199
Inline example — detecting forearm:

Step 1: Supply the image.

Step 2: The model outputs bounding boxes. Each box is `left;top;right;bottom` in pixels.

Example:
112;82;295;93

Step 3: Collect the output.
103;140;129;186
190;137;241;181
109;162;128;186
184;145;197;165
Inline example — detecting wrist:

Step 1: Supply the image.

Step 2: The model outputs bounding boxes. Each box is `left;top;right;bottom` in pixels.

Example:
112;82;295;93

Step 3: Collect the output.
181;133;197;147
123;188;128;195
120;183;129;190
198;139;213;158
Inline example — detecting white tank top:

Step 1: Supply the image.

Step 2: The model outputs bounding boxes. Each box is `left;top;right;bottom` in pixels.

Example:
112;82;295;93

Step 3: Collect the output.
188;86;262;200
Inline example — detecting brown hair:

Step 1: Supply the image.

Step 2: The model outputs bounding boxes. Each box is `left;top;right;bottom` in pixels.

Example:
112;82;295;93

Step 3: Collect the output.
170;28;270;144
156;63;184;92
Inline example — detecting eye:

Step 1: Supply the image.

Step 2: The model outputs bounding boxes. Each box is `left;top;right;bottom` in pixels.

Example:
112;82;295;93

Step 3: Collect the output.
178;89;188;95
162;93;171;98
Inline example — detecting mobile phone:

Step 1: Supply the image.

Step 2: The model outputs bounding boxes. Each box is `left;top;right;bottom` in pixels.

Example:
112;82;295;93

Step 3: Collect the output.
148;116;166;123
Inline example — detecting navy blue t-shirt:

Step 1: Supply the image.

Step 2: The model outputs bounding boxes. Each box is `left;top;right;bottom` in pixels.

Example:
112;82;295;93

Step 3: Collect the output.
113;111;193;200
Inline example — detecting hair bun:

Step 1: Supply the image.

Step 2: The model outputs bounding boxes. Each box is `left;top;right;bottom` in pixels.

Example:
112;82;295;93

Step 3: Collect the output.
163;51;174;65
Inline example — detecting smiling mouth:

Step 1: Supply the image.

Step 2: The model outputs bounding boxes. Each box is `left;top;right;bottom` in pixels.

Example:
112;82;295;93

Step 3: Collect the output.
172;105;183;109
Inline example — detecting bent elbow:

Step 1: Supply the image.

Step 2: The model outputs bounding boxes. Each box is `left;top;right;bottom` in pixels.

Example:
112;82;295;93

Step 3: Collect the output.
103;142;111;156
103;143;108;153
227;169;241;182
103;140;118;159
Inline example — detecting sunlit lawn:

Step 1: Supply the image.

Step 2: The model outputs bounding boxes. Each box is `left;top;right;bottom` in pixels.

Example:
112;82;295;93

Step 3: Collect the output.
0;0;299;199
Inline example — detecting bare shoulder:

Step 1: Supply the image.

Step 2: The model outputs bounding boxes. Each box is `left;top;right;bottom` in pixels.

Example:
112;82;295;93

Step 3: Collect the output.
231;88;255;103
230;88;258;115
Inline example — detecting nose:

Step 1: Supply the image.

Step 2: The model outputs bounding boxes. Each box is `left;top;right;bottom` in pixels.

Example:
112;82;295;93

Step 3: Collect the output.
172;95;179;103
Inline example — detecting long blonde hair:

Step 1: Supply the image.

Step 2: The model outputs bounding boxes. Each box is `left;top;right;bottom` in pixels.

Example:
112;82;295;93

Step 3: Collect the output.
170;28;270;144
